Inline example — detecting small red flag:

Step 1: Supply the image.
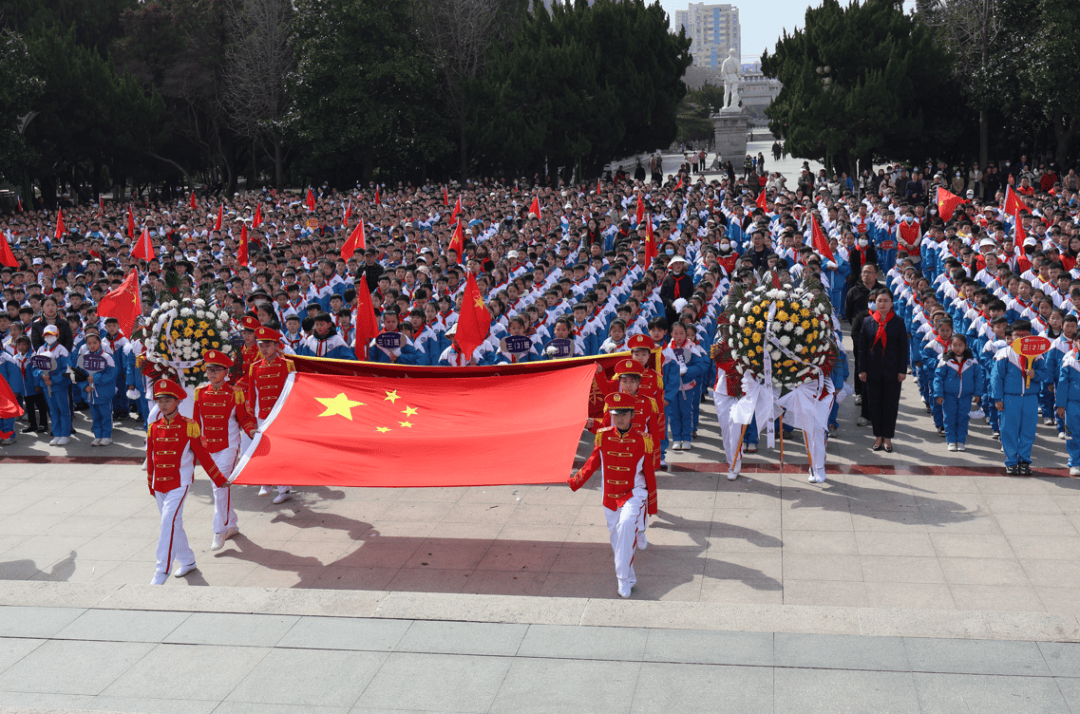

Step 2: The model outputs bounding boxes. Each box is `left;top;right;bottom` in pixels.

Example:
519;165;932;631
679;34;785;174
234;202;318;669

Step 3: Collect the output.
936;186;966;222
127;206;135;240
190;191;197;209
443;186;449;206
455;272;492;359
344;201;352;225
131;226;155;262
530;196;541;220
16;197;22;213
96;268;142;338
214;204;223;232
448;221;464;264
644;215;657;270
252;202;263;228
0;233;18;268
635;192;645;224
756;187;768;210
341;220;366;261
451;196;462;222
353;274;379;361
1004;185;1032;218
306;188;316;212
1014;213;1028;245
811;216;835;263
675;176;683;190
375;186;380;205
98;194;104;217
54;209;65;241
0;373;23;421
597;178;602;194
237;224;249;267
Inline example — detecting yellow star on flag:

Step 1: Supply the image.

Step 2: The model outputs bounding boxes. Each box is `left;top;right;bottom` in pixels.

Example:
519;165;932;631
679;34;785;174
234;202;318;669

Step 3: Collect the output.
384;390;400;403
399;421;413;428
375;426;391;433
315;393;365;420
402;406;418;416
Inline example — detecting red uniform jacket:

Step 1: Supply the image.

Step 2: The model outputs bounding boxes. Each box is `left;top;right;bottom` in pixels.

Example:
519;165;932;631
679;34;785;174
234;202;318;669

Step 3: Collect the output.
146;414;226;493
247;355;296;420
193;383;257;453
569;426;657;514
592;392;660;446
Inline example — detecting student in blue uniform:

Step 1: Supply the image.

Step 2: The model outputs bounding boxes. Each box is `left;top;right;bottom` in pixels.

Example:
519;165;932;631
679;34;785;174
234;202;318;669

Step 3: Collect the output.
1055;331;1080;476
299;312;355;360
79;330;119;446
991;320;1051;475
367;308;419;364
31;324;72;446
933;334;984;452
666;320;708;451
0;348;21;445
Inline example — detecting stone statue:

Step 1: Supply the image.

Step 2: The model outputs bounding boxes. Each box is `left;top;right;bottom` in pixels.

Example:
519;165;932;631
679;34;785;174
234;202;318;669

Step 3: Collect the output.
721;49;741;110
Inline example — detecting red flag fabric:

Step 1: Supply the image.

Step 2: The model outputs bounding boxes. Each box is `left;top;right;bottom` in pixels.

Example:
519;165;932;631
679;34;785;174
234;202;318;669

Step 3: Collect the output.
936;186;966;222
530;196;541;220
675;176;683;190
597;177;602;194
98;194;104;217
16;197;22;213
0;233;18;268
635;192;645;224
238;224;249;267
443;186;449;206
451;196;462;222
811;216;836;263
448;221;464;264
127;206;135;240
54;209;65;241
0;374;23;421
190;191;197;210
1004;185;1031;217
375;186;380;205
131;227;155;262
96;268;142;338
756;187;768;210
1015;213;1028;245
306;188;316;212
228;364;596;488
455;272;491;359
344;201;352;226
214;204;223;232
644;215;657;270
353;274;379;361
341;220;366;261
252;202;263;228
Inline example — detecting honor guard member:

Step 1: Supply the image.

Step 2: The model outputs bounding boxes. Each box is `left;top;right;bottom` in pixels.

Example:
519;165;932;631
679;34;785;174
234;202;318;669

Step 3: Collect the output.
193;350;257;550
238;315;262;376
247;326;296;502
626;333;678;468
568;392;658;598
146;378;228;585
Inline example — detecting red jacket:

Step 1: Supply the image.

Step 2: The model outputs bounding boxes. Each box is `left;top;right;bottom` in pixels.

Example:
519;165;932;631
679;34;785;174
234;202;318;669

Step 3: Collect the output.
569;426;657;515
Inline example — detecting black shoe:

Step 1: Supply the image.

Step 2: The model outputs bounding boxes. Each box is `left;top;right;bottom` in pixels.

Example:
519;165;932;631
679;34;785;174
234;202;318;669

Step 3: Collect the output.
1005;464;1019;475
21;426;35;434
35;426;47;433
884;445;894;453
872;443;885;452
1019;462;1032;476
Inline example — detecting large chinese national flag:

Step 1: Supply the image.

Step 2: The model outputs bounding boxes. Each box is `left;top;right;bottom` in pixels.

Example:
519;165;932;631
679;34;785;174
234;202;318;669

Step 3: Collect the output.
229;365;597;488
96;268;142;338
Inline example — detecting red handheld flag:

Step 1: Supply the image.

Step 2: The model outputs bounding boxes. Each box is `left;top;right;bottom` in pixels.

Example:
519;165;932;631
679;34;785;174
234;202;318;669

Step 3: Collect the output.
375;186;380;205
936;186;966;222
644;215;657;270
131;226;155;262
675;176;683;190
341;220;366;261
451;196;462;222
0;373;23;421
98;194;104;217
306;188;316;212
238;224;249;267
636;192;645;224
344;201;352;225
1014;213;1028;246
443;186;449;206
530;196;541;220
96;268;142;339
252;202;263;229
597;177;602;194
16;196;22;213
756;187;768;210
1004;185;1031;218
0;233;18;268
353;274;379;361
54;209;65;241
811;216;836;263
190;191;197;210
448;221;464;264
127;206;135;239
455;272;492;359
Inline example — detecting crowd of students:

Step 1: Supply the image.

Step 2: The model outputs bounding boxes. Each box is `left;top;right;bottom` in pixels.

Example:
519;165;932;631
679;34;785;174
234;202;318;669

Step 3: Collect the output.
1;154;1079;475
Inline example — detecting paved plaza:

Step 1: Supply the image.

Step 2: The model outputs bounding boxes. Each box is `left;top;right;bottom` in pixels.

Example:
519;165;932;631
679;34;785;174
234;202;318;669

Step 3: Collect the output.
0;363;1079;712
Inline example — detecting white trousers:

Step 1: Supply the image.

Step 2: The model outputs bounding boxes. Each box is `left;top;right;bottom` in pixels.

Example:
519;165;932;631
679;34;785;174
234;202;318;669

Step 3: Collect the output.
714;393;743;474
604;488;647;586
209;448;239;534
804;428;827;480
155;486;193;576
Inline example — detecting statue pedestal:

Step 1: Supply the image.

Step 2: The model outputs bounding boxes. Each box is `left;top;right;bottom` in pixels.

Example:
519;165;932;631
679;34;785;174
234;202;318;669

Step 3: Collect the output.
712;108;749;164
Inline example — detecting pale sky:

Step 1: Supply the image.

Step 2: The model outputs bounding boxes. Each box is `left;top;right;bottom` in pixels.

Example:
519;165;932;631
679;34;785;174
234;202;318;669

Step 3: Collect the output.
655;0;919;63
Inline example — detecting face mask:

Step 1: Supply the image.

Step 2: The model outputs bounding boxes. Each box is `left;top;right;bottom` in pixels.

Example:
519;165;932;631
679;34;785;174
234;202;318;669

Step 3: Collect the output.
858;238;869;247
867;301;875;310
44;336;57;345
665;249;675;256
929;209;937;215
903;216;914;223
719;242;731;252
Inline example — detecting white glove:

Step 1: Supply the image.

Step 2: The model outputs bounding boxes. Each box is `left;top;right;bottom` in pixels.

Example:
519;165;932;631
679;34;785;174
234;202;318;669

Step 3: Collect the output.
545;346;557;356
679;363;688;376
126;387;140;400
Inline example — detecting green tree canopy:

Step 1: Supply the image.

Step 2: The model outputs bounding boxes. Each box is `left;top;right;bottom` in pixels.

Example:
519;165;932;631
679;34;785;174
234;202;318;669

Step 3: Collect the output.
762;0;968;178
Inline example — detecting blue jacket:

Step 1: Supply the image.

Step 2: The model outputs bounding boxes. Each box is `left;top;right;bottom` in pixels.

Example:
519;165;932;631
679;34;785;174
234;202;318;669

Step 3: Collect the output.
933;355;984;399
366;332;419;364
79;349;118;405
30;345;71;391
990;347;1050;400
1055;350;1080;409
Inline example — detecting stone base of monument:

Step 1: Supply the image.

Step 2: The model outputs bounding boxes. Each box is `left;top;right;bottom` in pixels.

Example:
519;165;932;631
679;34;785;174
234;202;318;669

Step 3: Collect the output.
712;108;750;164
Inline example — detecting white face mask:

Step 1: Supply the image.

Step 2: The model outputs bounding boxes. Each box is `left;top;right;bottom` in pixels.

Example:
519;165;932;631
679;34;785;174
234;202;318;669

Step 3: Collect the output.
858;238;869;247
719;242;731;252
44;335;57;345
903;216;914;223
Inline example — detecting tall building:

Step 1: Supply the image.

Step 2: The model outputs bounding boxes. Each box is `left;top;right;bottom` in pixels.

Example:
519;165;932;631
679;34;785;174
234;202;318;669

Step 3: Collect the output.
739;62;782;123
675;3;741;70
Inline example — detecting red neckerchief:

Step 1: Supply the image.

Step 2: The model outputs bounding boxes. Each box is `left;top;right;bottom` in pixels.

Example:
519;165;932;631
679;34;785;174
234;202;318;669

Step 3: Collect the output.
673;273;683;299
870;310;893;350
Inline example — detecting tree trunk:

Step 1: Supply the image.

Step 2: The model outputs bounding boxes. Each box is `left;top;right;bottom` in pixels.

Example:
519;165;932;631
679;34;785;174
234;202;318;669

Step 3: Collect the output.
39;175;58;210
979;109;988;171
459;122;468;183
274;137;284;190
1054;114;1076;169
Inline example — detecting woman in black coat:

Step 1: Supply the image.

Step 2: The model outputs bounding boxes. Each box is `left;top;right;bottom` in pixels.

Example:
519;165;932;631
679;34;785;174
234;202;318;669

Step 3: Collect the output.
858;289;909;452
